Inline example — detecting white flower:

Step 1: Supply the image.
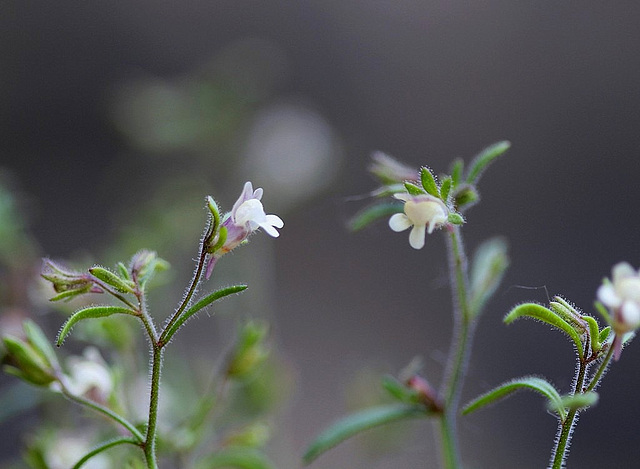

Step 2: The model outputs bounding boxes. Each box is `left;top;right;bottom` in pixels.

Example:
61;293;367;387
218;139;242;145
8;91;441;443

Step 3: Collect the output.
388;193;449;249
597;262;640;359
62;347;113;402
205;182;284;278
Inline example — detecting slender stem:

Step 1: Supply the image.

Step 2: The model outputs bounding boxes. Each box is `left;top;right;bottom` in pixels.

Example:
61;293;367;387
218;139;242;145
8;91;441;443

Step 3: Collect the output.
436;227;473;469
161;248;208;344
72;437;139;469
60;384;144;442
550;359;587;469
586;345;614;393
144;345;163;469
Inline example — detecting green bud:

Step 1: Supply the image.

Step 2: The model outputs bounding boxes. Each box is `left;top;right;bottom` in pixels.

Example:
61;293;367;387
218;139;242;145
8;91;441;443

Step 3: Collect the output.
447;213;464;225
453;185;479;210
227;322;269;379
3;334;57;387
89;266;135;293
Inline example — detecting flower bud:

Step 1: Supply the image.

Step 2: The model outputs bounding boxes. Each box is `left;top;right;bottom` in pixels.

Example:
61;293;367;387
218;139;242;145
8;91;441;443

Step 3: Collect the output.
2;321;59;387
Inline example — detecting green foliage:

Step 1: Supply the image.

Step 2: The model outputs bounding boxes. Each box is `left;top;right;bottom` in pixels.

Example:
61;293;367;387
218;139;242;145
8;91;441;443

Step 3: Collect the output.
463;376;566;421
57;306;139;346
555;392;598;413
420;167;439;197
404;181;425;196
469;237;509;317
195;447;275;469
303;404;427;464
465;141;511;185
89;266;135;293
504;303;584;357
160;284;248;344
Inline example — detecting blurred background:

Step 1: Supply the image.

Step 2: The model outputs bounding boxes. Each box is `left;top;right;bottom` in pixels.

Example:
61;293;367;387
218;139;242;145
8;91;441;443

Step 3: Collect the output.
2;1;640;467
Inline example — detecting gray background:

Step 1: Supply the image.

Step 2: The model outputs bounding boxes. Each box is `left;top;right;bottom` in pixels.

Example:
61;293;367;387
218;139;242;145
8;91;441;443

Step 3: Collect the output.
2;1;640;467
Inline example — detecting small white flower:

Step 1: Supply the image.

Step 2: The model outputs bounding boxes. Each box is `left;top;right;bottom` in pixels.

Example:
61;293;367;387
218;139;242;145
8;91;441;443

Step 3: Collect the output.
597;262;640;359
205;182;284;278
63;347;113;402
388;193;449;249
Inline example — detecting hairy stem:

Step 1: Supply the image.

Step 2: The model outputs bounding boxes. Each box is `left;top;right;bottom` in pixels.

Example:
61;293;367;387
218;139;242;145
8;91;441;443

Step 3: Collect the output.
144;345;164;469
436;227;473;469
550;359;587;469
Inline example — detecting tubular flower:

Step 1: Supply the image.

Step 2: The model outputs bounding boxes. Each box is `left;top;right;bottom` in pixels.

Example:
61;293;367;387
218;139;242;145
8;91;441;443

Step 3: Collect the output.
597;262;640;359
206;182;283;278
388;193;449;249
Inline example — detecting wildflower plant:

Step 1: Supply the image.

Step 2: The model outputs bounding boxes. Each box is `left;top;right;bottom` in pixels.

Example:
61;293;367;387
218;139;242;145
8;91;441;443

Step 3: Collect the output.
2;182;283;468
304;142;639;468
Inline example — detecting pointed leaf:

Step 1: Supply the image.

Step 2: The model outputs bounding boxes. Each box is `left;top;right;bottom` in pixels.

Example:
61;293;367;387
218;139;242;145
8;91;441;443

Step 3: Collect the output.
465;141;511;184
463;376;566;421
48;285;93;302
381;375;419;403
439;176;452;202
447;213;464;225
599;326;611;344
504;303;584;357
469;237;509;317
195;447;275;469
161;285;247;344
450;158;464;188
404;182;425;196
57;306;138;346
420;167;439;197
117;262;130;280
23;320;58;368
303;404;427;464
89;266;134;293
348;202;403;232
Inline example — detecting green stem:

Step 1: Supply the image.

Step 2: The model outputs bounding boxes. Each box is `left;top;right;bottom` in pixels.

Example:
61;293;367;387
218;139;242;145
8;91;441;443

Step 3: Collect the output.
550;359;587;469
586;345;614;393
436;227;473;469
60;384;144;442
144;345;164;469
72;437;139;469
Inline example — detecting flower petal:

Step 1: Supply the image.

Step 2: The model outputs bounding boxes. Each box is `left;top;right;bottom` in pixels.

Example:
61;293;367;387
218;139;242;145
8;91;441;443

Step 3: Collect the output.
389;213;411;232
621;301;640;328
597;284;621;309
265;214;284;228
408;225;426;249
612;262;635;283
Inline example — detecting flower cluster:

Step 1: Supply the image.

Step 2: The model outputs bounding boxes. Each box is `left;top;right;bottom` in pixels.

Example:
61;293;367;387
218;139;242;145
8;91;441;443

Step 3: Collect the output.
388;193;449;249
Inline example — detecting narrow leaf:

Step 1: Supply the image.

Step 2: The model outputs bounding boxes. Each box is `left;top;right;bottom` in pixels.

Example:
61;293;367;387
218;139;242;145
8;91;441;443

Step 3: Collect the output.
303;404;427;464
420;167;439;197
57;306;138;346
439;176;452;202
599;326;611;344
195;447;275;469
450;158;464;188
23;320;58;368
348;203;403;232
504;303;584;357
404;182;425;196
463;376;566;421
381;375;418;403
116;262;130;280
583;315;603;352
48;285;93;302
465;141;511;184
89;266;134;293
469;237;509;317
161;285;247;344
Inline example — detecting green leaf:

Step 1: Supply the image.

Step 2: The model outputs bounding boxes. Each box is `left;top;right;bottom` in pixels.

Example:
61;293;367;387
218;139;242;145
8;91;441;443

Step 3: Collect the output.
48;285;93;302
161;285;248;344
453;185;479;210
469;237;509;317
450;158;464;188
195;447;275;469
420;167;439;197
465;141;511;185
303;404;427;464
447;213;464;225
404;182;425;196
504;303;584;357
117;262;130;280
439;176;452;202
549;298;586;333
599;326;611;344
89;266;134;293
23;320;58;369
463;376;566;421
57;306;138;346
348;203;403;232
555;392;598;413
594;300;612;325
583;315;603;352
